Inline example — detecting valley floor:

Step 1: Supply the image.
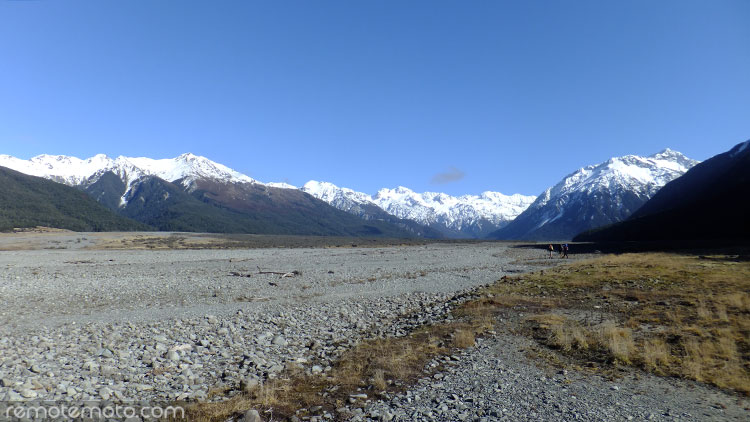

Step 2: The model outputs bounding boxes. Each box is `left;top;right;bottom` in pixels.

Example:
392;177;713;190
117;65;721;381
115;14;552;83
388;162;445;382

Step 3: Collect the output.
0;233;747;421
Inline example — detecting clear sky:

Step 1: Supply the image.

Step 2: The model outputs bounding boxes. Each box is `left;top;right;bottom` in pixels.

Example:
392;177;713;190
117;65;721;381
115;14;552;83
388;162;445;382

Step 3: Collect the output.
1;1;749;196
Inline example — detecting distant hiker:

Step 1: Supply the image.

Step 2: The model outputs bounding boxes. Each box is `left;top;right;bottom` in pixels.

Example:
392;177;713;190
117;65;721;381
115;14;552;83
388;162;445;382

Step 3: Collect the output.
563;244;569;258
559;244;564;258
548;244;554;258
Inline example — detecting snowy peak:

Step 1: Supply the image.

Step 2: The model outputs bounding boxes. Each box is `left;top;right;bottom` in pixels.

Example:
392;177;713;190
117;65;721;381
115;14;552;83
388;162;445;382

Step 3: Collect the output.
0;153;110;185
123;153;256;187
577;141;750;242
301;180;378;217
304;180;536;237
535;149;699;209
373;187;535;224
649;147;691;163
303;180;374;205
0;153;259;188
0;153;291;208
490;148;699;241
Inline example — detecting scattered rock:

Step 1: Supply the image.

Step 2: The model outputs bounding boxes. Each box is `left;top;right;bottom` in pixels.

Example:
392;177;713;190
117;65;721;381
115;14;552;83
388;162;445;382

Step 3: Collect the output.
241;409;262;422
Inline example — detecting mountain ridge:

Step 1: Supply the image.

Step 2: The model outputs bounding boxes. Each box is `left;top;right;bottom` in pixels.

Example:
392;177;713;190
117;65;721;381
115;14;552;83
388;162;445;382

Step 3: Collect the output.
487;149;699;241
574;141;750;242
0;154;427;237
1;149;699;239
302;181;536;238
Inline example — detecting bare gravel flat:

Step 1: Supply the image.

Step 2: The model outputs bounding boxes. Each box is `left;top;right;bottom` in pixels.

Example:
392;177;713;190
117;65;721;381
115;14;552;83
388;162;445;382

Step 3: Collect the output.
0;233;534;332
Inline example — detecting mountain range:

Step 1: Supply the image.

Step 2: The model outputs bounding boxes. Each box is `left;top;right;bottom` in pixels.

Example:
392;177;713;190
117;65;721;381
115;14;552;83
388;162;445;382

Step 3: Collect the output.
487;149;699;241
0;153;436;237
575;141;750;242
302;181;536;238
0;148;702;239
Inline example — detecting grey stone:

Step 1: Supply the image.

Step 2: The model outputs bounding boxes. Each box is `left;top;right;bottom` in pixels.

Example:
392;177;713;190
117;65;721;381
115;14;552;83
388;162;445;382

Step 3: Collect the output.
240;377;259;393
241;409;262;422
100;365;118;377
19;388;38;398
7;390;23;401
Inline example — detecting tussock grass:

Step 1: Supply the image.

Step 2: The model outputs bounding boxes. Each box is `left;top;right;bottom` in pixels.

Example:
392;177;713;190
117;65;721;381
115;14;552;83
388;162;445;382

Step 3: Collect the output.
371;369;387;391
453;329;476;348
642;338;669;370
599;322;634;364
185;316;493;421
482;252;750;394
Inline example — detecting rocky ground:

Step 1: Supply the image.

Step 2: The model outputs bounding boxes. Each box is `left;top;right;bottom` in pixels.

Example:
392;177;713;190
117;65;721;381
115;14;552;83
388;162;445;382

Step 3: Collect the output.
359;329;749;422
0;233;747;421
0;234;541;403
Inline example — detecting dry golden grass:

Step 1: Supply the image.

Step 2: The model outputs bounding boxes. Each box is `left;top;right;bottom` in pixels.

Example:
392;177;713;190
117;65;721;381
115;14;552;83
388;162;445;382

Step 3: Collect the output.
453;329;476;348
371;369;387;391
642;338;670;370
599;322;634;364
480;252;750;395
185;315;493;421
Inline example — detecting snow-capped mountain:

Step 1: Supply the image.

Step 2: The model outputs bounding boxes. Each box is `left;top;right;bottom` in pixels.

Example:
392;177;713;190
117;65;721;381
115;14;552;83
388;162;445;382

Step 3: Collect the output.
0;153;426;237
488;149;699;241
0;152;307;206
0;153;271;204
0;165;149;232
575;141;750;242
303;181;536;238
374;187;536;231
299;181;445;238
302;181;377;217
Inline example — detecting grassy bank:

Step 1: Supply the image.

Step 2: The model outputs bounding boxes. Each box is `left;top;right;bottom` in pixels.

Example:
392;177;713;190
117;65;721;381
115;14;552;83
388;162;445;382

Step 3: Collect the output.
473;252;750;394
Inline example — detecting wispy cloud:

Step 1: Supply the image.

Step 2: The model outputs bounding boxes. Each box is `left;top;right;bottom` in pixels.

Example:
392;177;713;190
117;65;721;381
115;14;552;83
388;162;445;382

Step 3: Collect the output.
431;167;465;184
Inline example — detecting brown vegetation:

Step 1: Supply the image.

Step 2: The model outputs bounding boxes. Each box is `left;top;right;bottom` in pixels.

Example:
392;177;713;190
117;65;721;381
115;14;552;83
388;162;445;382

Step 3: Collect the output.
186;317;493;421
478;252;750;394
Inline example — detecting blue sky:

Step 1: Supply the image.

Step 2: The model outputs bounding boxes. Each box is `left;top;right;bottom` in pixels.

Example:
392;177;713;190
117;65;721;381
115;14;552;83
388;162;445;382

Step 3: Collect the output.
1;1;748;196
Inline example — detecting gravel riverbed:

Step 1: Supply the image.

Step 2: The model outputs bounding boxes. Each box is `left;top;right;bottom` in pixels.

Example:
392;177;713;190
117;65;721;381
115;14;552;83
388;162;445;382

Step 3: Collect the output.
0;235;747;421
0;239;540;404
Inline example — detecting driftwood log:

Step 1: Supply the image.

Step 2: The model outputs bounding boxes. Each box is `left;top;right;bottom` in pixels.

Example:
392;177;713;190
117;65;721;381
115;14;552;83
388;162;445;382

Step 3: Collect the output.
257;266;301;278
